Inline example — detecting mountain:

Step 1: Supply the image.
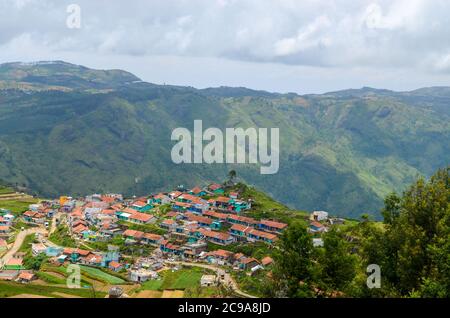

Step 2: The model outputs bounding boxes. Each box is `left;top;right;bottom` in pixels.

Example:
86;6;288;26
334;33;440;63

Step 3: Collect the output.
0;61;449;219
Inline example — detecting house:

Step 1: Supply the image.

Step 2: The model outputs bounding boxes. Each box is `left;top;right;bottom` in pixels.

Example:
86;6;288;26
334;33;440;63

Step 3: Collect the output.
172;201;192;212
4;258;24;270
184;213;214;228
160;219;177;231
128;211;156;224
229;192;239;199
131;200;153;213
32;243;47;256
206;249;234;265
168;191;183;200
203;210;228;222
160;240;183;255
130;269;158;282
313;238;324;247
239;257;260;270
0;214;14;226
227;214;258;227
16;272;36;283
229;224;278;244
208;183;224;194
0;225;10;236
182;241;208;258
189;186;206;197
142;233;163;246
311;211;329;222
123;229;144;242
81;254;103;267
309;221;327;233
148;193;171;205
214;196;231;209
198;229;235;245
22;211;46;224
258;219;288;234
200;274;218;287
108;261;123;272
261;256;273;267
245;228;278;244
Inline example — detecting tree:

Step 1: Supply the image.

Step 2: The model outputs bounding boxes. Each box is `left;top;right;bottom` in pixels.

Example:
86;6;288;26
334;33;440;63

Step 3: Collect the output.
270;222;315;297
378;167;449;296
319;228;357;293
381;192;401;225
227;170;237;184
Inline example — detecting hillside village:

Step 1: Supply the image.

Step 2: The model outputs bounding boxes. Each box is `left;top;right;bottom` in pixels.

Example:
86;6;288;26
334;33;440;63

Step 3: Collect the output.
0;181;344;298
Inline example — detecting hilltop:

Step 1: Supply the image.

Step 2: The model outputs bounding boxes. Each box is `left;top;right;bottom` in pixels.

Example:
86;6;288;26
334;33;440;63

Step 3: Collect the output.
0;61;449;218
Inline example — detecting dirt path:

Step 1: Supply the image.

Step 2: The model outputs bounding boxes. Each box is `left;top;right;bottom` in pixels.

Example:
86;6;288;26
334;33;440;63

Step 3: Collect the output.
0;227;47;267
166;261;257;298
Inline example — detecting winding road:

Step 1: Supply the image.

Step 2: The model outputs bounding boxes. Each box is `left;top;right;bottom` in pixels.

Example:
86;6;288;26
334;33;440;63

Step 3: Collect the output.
0;227;47;267
166;260;257;298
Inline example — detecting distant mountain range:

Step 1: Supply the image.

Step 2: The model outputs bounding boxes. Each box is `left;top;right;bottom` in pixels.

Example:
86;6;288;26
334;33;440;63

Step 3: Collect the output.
0;61;449;219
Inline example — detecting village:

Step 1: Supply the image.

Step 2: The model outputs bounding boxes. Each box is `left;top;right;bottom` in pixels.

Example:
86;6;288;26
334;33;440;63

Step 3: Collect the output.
0;181;342;298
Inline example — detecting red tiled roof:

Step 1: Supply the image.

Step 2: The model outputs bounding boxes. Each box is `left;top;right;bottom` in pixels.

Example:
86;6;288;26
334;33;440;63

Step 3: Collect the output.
260;219;288;230
199;228;233;241
109;261;122;269
216;196;231;203
261;256;273;266
208;183;222;191
129;211;154;222
143;233;163;241
190;186;203;194
123;229;144;238
227;214;258;225
18;272;35;280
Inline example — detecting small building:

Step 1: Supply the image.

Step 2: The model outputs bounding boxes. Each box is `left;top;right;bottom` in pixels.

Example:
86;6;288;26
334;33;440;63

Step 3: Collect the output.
108;261;123;272
129;269;158;282
32;243;47;256
200;274;218;287
17;272;36;283
313;238;324;247
311;211;329;222
261;256;273;267
5;258;24;270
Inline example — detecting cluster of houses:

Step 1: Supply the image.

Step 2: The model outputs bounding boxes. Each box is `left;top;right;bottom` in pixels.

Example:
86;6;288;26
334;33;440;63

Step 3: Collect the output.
0;181;347;288
0;209;14;237
24;183;287;277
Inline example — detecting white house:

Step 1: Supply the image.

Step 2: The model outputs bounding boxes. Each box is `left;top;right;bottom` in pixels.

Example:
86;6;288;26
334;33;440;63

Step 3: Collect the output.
311;211;329;222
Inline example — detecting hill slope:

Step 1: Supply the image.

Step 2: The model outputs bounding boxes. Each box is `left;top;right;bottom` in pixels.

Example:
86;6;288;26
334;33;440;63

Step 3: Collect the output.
0;61;449;218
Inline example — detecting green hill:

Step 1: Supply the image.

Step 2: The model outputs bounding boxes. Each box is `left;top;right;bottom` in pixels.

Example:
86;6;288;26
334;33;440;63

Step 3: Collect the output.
0;61;449;219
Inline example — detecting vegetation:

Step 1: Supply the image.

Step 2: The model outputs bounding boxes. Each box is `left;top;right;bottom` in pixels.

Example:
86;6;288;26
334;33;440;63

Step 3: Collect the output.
0;62;449;218
78;265;125;284
48;225;77;247
0;281;106;298
140;267;208;291
265;167;450;298
0;199;39;216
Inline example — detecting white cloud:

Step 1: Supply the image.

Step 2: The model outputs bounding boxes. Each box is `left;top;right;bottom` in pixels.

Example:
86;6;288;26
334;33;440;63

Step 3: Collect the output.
0;0;450;92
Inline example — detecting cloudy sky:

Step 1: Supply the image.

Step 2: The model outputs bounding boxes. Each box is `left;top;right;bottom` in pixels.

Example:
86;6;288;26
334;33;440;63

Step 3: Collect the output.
1;0;450;94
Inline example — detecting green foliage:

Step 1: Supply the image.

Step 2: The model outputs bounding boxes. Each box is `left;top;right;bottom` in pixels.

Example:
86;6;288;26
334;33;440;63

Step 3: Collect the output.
0;280;106;298
0;62;449;218
318;228;357;292
24;252;47;271
271;222;316;297
49;225;77;247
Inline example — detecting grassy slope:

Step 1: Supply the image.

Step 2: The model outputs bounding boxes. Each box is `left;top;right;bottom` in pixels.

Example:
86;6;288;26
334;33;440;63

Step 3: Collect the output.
0;281;106;298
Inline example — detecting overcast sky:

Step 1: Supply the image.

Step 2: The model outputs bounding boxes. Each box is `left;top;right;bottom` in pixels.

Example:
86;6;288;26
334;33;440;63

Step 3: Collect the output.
1;0;450;94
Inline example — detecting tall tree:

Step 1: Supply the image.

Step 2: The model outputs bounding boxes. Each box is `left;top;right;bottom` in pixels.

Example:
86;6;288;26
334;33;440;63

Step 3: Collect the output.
319;228;357;293
270;222;315;297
